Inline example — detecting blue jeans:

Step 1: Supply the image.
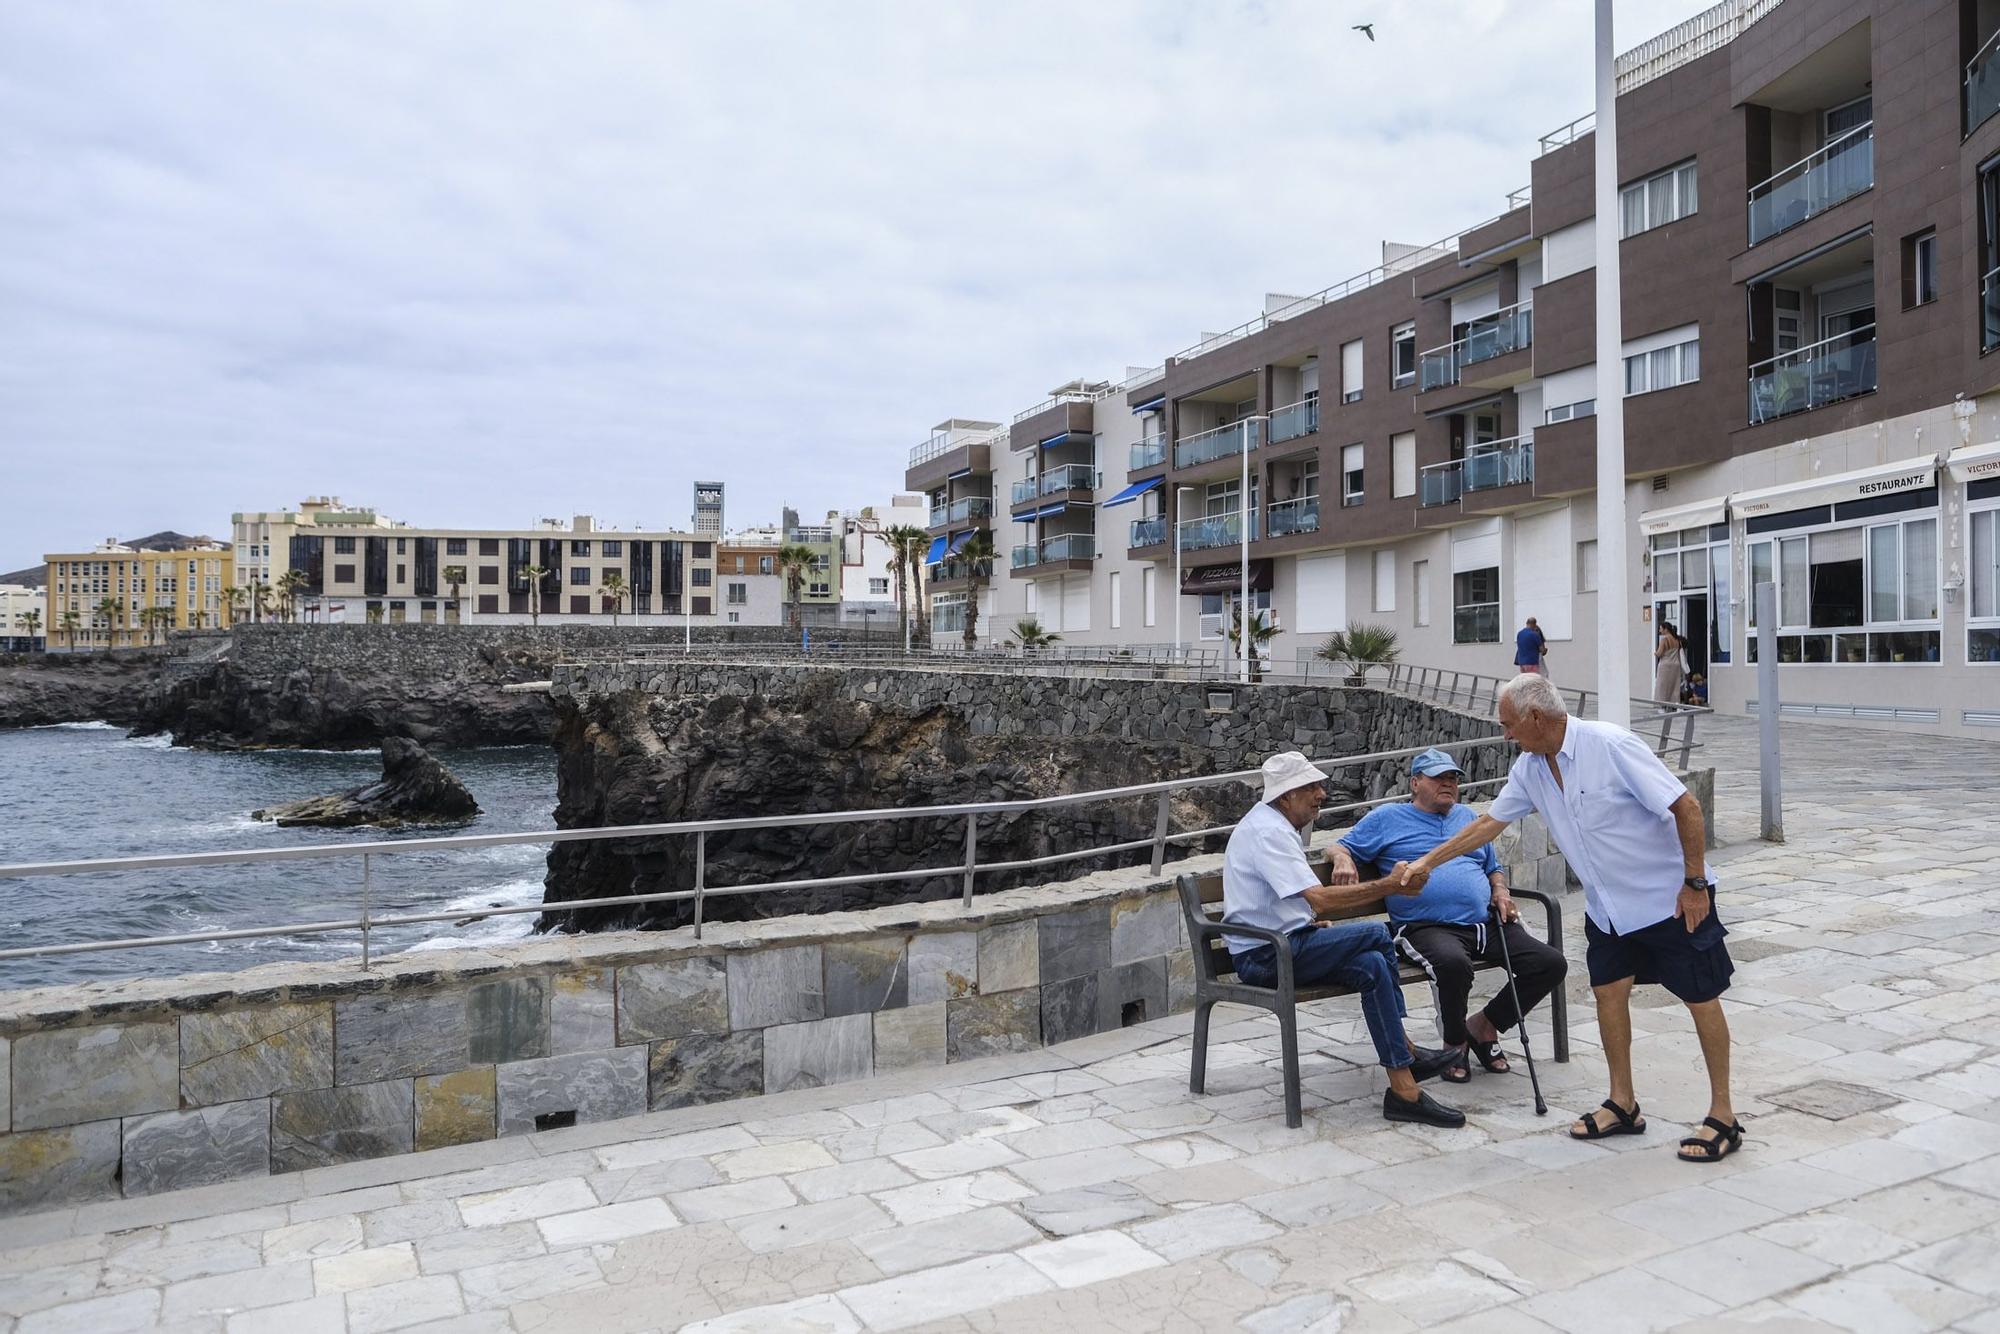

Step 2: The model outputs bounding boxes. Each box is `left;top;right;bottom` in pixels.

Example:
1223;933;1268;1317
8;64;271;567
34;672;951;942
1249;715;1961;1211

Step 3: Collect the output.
1233;922;1413;1069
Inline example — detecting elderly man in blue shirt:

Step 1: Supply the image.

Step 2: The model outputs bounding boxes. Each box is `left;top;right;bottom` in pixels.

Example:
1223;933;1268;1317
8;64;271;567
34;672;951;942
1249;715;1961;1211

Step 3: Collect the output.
1399;674;1739;1164
1328;748;1568;1085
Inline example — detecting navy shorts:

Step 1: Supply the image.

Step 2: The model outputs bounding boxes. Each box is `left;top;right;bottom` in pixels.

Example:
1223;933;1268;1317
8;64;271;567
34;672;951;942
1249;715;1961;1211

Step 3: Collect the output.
1584;896;1733;1003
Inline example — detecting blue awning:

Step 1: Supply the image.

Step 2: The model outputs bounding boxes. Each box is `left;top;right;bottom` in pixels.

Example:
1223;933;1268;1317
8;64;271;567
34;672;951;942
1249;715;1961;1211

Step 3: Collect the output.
1032;502;1069;520
948;530;976;554
946;467;973;481
1130;394;1166;414
924;535;948;565
1102;476;1164;508
1039;431;1077;449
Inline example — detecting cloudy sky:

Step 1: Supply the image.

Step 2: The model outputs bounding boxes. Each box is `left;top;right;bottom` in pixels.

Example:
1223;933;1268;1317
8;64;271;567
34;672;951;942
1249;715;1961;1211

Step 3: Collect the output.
1;0;1718;569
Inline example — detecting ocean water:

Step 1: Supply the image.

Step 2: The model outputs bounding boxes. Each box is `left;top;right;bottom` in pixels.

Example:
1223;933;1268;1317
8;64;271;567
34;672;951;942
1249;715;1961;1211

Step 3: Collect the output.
0;724;558;991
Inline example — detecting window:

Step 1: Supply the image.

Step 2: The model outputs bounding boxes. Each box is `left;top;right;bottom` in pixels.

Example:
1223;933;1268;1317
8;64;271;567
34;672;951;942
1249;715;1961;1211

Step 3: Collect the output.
1391;323;1416;387
1625;338;1699;394
869;577;889;595
1198;589;1270;640
1971;507;2000;661
1142;565;1156;627
570;595;590;614
1619;159;1697;237
1412;560;1431;626
1340;339;1364;403
692;596;712;616
602;540;622;557
1342;443;1365;507
1577;540;1599;593
1109;570;1122;629
570;567;591;586
693;543;712;559
1453;567;1500;643
692;568;712;587
571;541;591;557
334;537;356;555
395;564;405;584
1902;229;1938;308
759;556;774;575
478;566;498;585
333;564;355;583
1747;514;1940;663
1390;432;1416;498
478;538;498;556
1373;550;1396;613
726;581;747;605
395;538;407;555
1545;399;1597;424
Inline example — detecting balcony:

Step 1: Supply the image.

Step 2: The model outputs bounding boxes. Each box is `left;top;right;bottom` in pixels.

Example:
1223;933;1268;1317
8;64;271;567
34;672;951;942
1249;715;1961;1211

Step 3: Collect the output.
1971;30;2000;135
929;496;994;527
1130;438;1167;471
1129;516;1166;549
1010;543;1040;571
1176;510;1258;552
1747;122;1872;246
1009;533;1097;577
1420;345;1460;392
1174;419;1262;470
929;557;992;587
1747;326;1877;424
1265;495;1321;539
1421;303;1534;394
1419;435;1535;508
1267;398;1320;446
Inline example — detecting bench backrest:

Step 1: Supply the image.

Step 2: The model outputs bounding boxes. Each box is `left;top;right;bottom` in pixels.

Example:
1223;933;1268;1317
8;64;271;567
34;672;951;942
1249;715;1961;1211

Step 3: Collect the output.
1175;866;1393;985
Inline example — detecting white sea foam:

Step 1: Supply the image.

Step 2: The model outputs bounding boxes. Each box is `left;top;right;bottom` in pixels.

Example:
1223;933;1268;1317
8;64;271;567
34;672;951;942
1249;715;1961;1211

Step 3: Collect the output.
120;732;173;750
42;720;120;731
398;878;542;953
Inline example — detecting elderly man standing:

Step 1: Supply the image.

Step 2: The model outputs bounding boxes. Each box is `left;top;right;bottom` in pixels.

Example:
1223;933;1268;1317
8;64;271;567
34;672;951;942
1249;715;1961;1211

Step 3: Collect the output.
1398;675;1739;1162
1330;748;1567;1084
1223;751;1465;1128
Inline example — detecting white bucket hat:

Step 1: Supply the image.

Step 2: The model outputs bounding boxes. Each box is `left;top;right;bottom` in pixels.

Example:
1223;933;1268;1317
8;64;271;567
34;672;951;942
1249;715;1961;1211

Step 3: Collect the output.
1259;751;1327;804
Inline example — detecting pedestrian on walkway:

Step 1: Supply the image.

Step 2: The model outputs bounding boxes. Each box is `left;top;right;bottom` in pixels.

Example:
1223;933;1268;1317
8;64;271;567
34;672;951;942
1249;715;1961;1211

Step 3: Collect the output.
1394;675;1742;1163
1221;751;1467;1127
1654;620;1686;703
1514;616;1547;676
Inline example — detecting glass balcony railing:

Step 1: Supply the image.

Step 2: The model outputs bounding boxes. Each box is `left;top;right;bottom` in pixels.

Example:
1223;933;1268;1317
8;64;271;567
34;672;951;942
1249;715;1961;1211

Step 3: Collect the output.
1040;533;1097;562
1039;463;1098;494
929;496;993;526
1129;516;1166;548
1010;544;1039;570
1176;510;1258;552
1748;122;1873;245
931;557;989;583
1971;31;2000;135
1420;345;1459;391
1460;303;1532;368
1463;435;1535;492
1009;479;1039;506
1984;267;2000;352
1174;419;1262;469
1129;438;1167;470
1265;495;1321;538
1747;325;1878;424
1419;459;1464;508
1268;398;1320;445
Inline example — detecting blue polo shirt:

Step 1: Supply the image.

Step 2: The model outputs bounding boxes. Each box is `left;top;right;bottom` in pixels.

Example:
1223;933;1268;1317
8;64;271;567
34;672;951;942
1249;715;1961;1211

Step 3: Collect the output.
1339;802;1500;927
1514;625;1545;667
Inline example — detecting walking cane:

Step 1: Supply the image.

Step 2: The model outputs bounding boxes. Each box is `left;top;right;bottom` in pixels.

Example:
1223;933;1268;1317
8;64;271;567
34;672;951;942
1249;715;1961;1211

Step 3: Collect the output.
1492;907;1548;1116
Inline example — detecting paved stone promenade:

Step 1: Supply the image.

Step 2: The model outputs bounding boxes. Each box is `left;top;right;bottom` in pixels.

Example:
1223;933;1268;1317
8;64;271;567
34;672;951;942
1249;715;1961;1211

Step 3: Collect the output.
3;715;1998;1333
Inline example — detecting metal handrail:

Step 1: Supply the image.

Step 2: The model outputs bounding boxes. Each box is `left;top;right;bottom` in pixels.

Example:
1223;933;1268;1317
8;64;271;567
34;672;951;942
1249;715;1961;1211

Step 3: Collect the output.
908;429;1004;469
1174;419;1262;469
1746;120;1872;199
1745;323;1875;376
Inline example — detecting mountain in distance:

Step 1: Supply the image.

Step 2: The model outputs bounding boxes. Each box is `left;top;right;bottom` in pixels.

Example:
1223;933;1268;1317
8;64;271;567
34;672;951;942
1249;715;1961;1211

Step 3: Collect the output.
1;530;233;588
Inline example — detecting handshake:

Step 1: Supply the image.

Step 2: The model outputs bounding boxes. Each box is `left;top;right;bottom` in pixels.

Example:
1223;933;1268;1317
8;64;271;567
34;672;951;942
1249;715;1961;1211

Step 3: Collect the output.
1391;861;1430;893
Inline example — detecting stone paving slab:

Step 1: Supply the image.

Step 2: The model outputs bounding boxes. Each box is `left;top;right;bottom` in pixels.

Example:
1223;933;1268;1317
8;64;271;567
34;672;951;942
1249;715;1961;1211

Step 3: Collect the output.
1;716;1998;1331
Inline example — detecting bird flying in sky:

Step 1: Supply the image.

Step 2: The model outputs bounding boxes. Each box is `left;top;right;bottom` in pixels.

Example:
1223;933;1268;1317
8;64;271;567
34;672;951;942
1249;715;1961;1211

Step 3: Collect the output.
1353;23;1375;40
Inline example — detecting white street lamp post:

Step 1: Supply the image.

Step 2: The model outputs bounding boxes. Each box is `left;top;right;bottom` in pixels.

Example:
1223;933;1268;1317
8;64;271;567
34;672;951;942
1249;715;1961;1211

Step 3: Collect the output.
1593;0;1632;726
1240;416;1268;684
1173;484;1196;658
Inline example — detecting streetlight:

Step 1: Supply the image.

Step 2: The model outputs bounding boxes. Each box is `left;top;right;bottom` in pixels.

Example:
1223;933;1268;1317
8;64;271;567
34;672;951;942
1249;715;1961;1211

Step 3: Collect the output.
1172;484;1197;657
1593;0;1631;726
1240;415;1269;685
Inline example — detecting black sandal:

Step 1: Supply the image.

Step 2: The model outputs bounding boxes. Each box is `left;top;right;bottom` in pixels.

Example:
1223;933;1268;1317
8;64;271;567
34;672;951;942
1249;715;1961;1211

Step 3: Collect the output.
1678;1117;1744;1163
1470;1039;1510;1074
1442;1055;1471;1084
1570;1098;1646;1140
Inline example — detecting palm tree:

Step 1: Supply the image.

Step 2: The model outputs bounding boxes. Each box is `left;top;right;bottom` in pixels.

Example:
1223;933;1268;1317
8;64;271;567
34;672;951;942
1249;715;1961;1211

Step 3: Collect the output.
520;565;549;627
777;543;819;635
276;570;307;623
17;607;43;647
250;580;273;624
94;596;125;649
599;571;628;626
883;523;927;646
1226;603;1280;683
221;584;247;627
906;532;931;646
956;530;996;650
441;565;467;618
1010;618;1060;651
58;608;81;652
1316;623;1401;684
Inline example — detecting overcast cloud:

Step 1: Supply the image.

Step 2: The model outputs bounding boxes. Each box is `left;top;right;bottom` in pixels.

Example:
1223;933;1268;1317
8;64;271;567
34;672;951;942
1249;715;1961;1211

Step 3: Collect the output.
0;0;1718;567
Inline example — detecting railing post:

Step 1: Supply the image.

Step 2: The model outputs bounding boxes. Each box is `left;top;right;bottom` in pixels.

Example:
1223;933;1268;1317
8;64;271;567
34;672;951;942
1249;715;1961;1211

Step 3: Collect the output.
360;851;372;970
693;830;707;940
961;814;978;908
1678;710;1696;771
1149;790;1172;876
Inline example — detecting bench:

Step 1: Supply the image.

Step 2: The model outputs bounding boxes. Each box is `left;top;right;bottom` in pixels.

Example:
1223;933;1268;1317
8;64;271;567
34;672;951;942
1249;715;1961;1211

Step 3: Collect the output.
1174;868;1568;1128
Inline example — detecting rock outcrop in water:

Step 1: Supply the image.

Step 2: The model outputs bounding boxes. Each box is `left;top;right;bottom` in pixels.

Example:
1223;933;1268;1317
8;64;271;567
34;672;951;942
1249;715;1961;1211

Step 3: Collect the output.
0;650;164;729
254;736;481;828
539;662;1507;933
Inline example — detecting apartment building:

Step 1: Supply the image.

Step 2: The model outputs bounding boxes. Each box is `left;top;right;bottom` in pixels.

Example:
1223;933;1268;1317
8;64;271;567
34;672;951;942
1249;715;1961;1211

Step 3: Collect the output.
714;533;786;626
232;497;401;595
1;583;46;651
43;542;234;649
905;0;2000;735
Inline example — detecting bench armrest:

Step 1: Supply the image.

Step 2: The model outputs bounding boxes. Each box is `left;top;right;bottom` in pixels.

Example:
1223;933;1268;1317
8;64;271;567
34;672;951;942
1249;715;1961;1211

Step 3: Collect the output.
1189;916;1294;994
1506;887;1563;953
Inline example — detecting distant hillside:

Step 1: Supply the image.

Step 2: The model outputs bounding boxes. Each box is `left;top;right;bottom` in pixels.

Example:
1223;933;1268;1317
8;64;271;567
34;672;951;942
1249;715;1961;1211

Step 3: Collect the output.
2;530;231;588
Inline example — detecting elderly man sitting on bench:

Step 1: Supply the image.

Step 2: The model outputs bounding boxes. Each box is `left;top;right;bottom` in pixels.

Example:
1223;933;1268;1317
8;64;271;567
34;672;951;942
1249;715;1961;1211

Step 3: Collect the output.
1222;751;1465;1127
1330;748;1568;1085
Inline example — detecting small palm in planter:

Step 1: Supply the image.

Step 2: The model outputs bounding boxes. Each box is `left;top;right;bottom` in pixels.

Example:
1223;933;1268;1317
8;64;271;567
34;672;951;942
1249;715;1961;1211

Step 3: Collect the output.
1010;618;1060;652
1226;605;1279;682
1318;623;1400;685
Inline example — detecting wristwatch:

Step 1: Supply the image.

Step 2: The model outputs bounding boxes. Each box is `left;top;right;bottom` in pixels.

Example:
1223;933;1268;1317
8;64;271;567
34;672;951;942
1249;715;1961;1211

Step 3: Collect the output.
1683;876;1712;893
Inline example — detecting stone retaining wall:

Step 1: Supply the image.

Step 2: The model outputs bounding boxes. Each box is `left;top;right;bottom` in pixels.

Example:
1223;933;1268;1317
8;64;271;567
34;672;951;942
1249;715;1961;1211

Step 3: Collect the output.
0;812;1575;1216
225;623;888;677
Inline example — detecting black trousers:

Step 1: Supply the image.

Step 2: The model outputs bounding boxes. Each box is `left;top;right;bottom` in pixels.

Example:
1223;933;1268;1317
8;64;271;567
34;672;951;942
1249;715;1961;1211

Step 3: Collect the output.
1395;920;1568;1047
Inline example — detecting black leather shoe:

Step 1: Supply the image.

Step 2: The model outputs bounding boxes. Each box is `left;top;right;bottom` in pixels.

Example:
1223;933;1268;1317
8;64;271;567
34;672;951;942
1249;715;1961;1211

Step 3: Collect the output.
1408;1046;1461;1084
1383;1088;1467;1128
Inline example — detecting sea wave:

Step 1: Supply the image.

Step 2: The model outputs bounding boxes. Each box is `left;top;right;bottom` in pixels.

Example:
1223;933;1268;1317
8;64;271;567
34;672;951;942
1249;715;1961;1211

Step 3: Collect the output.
41;720;120;731
396;878;542;954
120;732;173;750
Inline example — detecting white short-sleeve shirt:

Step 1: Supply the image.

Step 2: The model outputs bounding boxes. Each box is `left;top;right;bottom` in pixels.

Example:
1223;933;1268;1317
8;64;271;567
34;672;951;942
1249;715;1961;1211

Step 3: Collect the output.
1221;800;1320;955
1489;717;1708;934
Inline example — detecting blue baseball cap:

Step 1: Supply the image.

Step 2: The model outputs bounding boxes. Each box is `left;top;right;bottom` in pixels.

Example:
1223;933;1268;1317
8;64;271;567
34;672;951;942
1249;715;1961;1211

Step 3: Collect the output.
1410;748;1465;778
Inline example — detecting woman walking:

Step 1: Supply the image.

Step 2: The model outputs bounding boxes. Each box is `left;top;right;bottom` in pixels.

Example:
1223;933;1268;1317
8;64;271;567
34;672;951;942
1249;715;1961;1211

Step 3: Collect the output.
1653;620;1685;703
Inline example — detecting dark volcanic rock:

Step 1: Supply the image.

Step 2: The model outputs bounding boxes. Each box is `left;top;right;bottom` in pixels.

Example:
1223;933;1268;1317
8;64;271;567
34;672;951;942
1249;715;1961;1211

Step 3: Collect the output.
254;737;481;828
0;650;165;729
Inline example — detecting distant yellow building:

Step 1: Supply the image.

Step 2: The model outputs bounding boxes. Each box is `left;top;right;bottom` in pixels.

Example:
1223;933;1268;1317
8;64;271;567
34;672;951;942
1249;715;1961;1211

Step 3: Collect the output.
43;541;236;650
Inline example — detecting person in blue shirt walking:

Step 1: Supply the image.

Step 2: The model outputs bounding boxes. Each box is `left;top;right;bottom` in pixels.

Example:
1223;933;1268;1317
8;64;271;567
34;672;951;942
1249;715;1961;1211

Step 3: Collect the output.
1327;748;1568;1084
1514;616;1548;675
